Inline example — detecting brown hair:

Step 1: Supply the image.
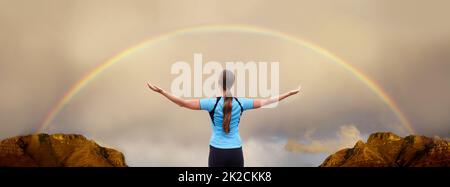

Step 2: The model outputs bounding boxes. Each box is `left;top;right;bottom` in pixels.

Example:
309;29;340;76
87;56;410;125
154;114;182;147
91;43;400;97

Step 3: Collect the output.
219;70;235;134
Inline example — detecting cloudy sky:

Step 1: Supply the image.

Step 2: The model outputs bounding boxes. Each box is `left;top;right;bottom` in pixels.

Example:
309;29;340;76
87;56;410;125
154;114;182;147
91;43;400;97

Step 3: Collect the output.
0;0;449;166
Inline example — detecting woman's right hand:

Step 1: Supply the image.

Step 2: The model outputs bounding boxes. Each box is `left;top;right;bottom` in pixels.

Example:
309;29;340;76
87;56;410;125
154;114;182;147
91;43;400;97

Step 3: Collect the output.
147;82;163;93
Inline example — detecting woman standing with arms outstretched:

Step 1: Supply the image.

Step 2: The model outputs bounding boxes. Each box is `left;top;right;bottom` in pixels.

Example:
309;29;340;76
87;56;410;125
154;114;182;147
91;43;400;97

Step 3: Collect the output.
147;70;300;167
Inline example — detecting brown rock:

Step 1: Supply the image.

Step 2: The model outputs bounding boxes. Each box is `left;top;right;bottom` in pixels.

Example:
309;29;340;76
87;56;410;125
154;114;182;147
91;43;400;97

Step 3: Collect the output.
0;133;127;167
320;132;450;167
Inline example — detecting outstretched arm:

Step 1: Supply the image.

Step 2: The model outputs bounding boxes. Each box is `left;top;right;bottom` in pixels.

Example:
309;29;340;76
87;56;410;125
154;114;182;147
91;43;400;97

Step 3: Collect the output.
253;86;301;108
147;82;200;110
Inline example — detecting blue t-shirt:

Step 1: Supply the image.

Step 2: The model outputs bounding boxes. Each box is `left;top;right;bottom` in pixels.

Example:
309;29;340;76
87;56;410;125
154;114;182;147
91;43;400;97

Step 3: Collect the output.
200;97;254;149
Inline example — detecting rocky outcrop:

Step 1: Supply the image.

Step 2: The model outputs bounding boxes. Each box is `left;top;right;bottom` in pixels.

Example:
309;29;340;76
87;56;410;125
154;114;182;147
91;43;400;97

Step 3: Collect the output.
320;132;450;167
0;133;127;167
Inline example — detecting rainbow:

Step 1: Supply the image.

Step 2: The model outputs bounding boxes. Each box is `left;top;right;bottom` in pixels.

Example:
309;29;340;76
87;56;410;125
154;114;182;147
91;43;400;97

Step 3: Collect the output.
38;24;416;134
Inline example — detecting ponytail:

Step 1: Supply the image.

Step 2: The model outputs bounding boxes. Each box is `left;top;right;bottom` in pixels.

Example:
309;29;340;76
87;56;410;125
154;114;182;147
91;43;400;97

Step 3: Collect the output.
220;69;234;134
222;96;232;133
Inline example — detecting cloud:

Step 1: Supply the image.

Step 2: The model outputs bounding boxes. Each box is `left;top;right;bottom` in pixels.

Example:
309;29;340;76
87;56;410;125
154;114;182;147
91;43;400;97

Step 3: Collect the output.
285;125;364;154
243;137;327;167
433;136;450;142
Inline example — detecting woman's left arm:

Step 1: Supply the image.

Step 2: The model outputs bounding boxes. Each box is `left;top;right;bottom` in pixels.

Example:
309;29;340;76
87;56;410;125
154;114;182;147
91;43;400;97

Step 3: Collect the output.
147;82;200;110
253;86;301;108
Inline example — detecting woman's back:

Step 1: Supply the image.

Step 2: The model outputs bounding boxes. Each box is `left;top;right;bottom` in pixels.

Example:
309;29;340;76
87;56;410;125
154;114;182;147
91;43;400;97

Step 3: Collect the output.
200;97;254;149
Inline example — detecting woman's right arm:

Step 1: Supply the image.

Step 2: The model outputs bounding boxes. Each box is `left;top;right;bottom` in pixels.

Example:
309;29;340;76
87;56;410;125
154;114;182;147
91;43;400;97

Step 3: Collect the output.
147;82;200;110
253;87;300;108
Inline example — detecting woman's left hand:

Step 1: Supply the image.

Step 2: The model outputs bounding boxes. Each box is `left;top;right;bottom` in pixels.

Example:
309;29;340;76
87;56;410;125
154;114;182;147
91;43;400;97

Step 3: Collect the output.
288;86;301;96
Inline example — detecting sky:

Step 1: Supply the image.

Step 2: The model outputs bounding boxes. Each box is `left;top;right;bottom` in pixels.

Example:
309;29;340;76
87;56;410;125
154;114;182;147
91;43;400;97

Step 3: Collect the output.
0;0;449;166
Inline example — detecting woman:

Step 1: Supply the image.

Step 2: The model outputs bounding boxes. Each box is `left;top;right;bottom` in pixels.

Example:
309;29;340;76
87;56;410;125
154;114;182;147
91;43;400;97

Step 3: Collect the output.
147;69;300;167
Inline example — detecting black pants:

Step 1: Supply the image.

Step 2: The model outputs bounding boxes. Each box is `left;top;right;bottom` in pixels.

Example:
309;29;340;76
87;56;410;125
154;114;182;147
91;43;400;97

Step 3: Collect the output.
208;145;244;167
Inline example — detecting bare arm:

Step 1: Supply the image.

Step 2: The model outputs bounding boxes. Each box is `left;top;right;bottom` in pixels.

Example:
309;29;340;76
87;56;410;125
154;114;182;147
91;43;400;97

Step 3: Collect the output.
147;82;200;110
253;86;301;108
